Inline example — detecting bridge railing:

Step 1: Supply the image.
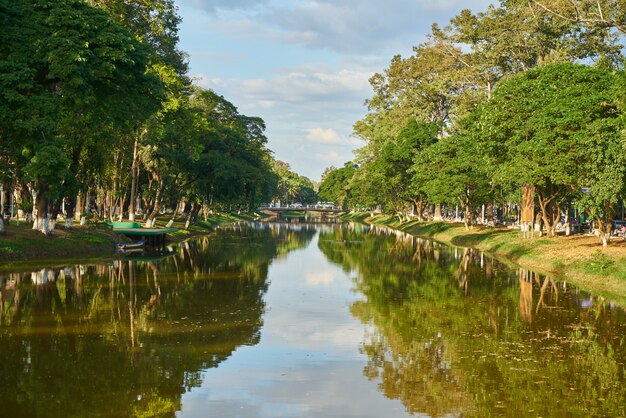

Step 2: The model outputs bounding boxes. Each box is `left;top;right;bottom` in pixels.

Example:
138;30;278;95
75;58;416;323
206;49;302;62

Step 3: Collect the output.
259;204;343;211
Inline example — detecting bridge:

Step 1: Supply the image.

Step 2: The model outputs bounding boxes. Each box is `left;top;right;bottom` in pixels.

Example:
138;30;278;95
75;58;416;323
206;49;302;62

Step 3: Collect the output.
260;205;345;214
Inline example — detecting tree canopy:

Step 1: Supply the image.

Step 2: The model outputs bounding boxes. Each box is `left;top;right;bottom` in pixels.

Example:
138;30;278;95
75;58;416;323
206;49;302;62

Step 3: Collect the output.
0;0;289;233
324;0;626;246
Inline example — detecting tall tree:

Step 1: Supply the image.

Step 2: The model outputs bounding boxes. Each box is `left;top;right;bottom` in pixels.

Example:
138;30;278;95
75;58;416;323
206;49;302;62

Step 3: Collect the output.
318;162;358;209
0;0;161;233
478;63;621;240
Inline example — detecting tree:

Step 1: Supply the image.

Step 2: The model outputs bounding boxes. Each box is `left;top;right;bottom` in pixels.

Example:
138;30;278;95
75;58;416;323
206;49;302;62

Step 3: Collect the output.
0;0;161;233
414;129;491;230
187;88;276;220
270;161;316;206
575;70;626;246
318;162;358;208
479;63;621;241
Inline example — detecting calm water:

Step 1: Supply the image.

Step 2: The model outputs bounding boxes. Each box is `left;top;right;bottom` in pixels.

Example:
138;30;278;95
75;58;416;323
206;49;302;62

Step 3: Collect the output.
1;222;625;417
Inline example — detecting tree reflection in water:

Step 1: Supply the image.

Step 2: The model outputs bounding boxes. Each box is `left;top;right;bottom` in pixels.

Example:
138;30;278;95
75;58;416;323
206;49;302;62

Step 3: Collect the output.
0;224;315;418
318;224;626;417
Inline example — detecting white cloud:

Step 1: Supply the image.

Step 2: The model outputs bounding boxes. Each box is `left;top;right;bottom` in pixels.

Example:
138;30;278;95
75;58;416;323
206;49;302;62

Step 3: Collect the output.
235;68;370;104
306;128;362;148
189;63;371;179
196;64;369;112
177;0;495;179
314;149;344;165
305;269;336;286
306;127;338;144
182;0;494;55
178;0;270;14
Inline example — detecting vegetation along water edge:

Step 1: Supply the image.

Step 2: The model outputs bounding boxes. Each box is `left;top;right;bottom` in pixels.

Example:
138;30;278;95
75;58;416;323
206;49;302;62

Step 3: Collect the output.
0;212;257;272
344;213;626;306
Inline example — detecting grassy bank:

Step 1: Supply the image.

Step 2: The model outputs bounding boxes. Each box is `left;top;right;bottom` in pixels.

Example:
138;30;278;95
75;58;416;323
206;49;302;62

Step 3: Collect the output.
343;213;626;303
0;212;257;271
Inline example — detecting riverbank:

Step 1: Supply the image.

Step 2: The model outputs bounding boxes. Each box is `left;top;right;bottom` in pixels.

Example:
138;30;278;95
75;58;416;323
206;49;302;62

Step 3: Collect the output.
344;213;626;304
0;212;257;271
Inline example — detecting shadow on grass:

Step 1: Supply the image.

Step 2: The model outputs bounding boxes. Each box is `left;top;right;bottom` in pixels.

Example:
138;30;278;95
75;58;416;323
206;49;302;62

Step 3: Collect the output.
482;240;532;261
401;221;539;263
449;229;510;247
401;221;459;237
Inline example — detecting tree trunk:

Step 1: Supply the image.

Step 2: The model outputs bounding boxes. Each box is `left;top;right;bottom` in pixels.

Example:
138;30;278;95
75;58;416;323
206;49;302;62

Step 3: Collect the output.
118;190;128;222
462;202;474;231
413;197;424;222
537;190;560;238
74;193;83;222
128;133;140;222
0;184;6;218
64;195;76;229
600;229;611;247
166;201;182;228
460;190;474;231
535;212;543;237
434;204;442;221
34;184;50;235
596;202;614;247
14;184;25;221
520;185;535;238
146;180;163;227
185;202;200;230
487;202;494;224
49;199;62;232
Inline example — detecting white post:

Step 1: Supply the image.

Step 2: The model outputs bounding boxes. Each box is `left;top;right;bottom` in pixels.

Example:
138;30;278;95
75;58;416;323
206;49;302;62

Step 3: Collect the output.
0;184;5;218
41;216;50;235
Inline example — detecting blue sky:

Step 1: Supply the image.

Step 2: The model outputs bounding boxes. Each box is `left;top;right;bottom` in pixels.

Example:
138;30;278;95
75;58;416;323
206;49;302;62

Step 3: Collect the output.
175;0;494;181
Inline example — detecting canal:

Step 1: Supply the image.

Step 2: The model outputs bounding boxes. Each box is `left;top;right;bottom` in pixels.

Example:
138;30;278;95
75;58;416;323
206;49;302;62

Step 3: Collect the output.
0;222;624;417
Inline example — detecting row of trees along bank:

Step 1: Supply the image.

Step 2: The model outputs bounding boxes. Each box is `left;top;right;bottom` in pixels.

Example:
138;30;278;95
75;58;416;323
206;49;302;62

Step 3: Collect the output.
319;0;626;247
0;0;318;234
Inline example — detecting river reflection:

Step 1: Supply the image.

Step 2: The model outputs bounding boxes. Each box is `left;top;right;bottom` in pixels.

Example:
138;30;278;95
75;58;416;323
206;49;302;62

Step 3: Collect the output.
319;224;626;417
0;224;315;418
1;223;625;417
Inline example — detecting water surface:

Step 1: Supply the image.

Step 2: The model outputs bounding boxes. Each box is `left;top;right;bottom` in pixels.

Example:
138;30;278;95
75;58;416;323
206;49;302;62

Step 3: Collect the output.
0;223;624;417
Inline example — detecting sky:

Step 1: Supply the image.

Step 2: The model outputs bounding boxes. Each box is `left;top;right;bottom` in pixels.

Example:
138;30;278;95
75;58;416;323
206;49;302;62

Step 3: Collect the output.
175;0;494;181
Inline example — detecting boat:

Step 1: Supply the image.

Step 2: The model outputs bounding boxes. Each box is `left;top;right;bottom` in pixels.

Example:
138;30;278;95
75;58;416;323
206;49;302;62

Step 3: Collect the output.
115;240;146;251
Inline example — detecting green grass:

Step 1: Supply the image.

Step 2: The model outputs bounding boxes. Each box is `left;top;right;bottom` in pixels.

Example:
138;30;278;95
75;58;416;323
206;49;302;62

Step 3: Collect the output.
575;250;616;276
0;212;255;267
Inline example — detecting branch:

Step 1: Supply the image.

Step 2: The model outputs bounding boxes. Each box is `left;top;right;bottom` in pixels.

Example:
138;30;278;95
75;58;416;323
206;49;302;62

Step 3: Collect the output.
531;0;626;34
531;1;576;22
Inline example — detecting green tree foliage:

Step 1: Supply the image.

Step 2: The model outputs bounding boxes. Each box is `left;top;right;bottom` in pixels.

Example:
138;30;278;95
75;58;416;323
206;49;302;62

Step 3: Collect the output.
0;0;284;232
530;0;626;37
88;0;189;75
272;160;318;205
478;63;622;241
414;129;491;230
317;226;626;416
344;1;626;246
0;226;315;417
318;162;358;208
0;0;162;232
